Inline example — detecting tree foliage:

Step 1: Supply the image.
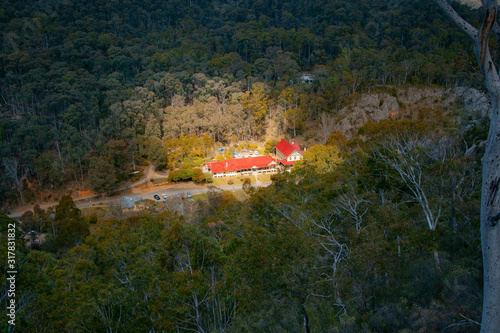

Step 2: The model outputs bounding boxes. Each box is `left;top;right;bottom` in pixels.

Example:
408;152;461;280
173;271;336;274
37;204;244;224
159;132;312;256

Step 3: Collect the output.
0;0;484;203
7;115;485;332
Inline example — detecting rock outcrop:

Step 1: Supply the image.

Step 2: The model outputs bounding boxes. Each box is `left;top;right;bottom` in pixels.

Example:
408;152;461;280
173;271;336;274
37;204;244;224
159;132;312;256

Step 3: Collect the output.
333;86;491;137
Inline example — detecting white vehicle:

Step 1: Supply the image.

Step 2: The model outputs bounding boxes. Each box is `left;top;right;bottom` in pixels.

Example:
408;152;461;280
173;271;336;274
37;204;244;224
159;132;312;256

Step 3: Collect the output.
162;193;167;199
187;192;192;198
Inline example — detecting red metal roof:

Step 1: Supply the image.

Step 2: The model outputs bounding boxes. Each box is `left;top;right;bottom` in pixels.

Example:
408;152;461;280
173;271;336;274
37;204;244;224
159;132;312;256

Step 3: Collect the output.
277;159;296;166
207;156;277;173
275;139;302;157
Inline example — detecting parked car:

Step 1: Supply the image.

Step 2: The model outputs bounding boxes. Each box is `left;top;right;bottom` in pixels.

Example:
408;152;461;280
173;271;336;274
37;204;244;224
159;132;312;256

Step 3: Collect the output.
176;193;180;197
187;192;192;198
162;193;167;199
154;194;160;200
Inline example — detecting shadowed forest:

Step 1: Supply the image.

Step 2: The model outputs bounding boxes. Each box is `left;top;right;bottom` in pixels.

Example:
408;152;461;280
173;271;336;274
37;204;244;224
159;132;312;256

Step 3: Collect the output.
0;0;488;332
0;0;484;202
1;114;485;331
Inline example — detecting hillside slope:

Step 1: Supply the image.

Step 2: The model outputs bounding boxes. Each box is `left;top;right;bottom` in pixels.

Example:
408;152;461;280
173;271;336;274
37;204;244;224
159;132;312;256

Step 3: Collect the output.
329;86;490;138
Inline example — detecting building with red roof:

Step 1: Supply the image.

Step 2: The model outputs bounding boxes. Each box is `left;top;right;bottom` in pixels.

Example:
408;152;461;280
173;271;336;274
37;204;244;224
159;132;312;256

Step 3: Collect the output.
206;156;277;178
275;139;303;167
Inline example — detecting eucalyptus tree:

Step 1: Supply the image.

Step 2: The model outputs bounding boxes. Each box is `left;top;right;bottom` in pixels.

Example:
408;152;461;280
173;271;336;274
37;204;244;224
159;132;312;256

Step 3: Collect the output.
3;157;28;205
431;1;500;331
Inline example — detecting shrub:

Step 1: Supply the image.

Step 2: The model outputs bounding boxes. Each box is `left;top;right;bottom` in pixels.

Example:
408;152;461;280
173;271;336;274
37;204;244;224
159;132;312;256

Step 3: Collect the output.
168;168;195;182
190;149;204;158
184;157;205;168
205;174;214;183
265;140;278;154
192;169;205;183
130;169;143;182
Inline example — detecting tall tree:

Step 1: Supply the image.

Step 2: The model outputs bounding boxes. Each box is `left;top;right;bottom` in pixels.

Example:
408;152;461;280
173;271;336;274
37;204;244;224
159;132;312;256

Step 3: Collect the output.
241;83;269;138
430;1;500;331
147;137;167;170
88;156;117;194
374;134;445;231
3;157;28;205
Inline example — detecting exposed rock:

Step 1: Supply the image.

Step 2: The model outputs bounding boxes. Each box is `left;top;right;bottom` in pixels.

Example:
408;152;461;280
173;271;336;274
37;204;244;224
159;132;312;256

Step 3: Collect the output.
457;0;482;9
333;86;491;137
455;87;491;117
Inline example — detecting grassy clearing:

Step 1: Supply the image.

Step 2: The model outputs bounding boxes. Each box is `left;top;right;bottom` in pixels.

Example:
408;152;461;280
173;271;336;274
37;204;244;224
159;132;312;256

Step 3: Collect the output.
211;177;230;186
189;193;208;202
150;177;170;184
257;174;273;182
211;175;256;186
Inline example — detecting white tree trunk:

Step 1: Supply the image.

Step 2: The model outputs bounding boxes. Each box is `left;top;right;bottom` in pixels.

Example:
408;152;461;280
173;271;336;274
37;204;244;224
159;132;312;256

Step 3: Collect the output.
431;1;500;330
481;102;500;332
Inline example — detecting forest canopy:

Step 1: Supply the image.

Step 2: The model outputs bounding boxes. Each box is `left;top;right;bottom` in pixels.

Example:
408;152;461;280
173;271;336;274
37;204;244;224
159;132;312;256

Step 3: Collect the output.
0;0;484;205
0;113;484;332
0;1;489;331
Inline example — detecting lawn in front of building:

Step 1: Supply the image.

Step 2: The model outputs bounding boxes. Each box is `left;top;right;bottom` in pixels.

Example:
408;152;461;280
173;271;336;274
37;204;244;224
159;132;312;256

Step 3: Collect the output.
212;175;257;186
256;174;273;183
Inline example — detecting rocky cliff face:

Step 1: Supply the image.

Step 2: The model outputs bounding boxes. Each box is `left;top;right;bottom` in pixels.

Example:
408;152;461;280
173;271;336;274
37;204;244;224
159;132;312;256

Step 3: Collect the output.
333;86;491;137
457;0;481;9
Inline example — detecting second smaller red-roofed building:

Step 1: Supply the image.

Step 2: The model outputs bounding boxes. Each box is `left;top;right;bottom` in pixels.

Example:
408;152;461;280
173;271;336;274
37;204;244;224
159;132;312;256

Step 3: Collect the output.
275;139;303;167
206;156;278;178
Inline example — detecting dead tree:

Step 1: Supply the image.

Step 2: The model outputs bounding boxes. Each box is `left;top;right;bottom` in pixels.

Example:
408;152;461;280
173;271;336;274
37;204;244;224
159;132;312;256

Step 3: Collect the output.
318;112;336;144
375;134;444;231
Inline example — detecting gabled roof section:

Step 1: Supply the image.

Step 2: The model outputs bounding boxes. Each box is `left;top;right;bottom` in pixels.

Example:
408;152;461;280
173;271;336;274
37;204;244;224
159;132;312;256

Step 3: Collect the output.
277;159;296;166
207;156;277;173
275;139;302;157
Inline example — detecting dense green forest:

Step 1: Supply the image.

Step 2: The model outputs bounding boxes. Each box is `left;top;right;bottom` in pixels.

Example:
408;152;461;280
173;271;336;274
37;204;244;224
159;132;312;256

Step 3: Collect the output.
1;113;485;332
0;0;485;205
0;0;490;331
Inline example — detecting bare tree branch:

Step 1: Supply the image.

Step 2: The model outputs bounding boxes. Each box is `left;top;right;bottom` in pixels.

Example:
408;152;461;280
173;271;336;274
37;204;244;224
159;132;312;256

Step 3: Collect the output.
433;0;479;39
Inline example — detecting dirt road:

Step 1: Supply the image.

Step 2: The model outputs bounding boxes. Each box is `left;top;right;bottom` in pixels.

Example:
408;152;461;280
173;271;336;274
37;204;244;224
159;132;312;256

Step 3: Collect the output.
8;178;271;219
7;164;162;217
